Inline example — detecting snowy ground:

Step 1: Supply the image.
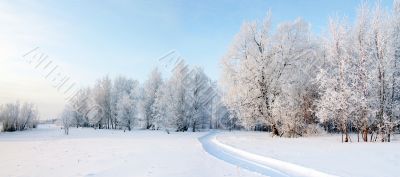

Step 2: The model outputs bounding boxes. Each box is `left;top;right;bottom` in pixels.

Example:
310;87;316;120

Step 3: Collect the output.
0;125;264;177
217;131;400;177
1;125;399;177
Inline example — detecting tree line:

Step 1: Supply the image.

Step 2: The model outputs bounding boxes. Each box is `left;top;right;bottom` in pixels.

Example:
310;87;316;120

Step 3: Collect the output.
61;62;231;134
220;1;400;142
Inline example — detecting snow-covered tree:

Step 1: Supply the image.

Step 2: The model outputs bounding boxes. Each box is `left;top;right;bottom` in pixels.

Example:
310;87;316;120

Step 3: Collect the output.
167;61;191;131
316;18;355;142
111;76;138;129
220;14;273;131
69;88;91;128
141;68;163;129
152;82;168;130
116;84;139;131
385;0;400;141
221;13;319;137
91;76;112;129
61;106;73;135
186;67;212;132
0;102;38;132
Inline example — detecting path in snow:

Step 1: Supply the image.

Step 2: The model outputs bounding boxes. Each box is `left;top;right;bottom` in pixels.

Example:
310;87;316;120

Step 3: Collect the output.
199;131;339;177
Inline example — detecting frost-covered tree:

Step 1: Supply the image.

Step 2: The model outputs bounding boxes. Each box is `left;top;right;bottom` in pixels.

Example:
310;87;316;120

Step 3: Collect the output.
166;61;191;131
369;4;392;141
18;103;39;130
221;13;319;137
269;18;318;137
69;88;91;128
112;76;138;129
220;14;273;131
316;18;355;142
186;67;212;132
151;82;167;130
0;102;38;132
116;84;139;131
61;107;73;135
91;76;113;129
141;68;163;129
385;0;400;141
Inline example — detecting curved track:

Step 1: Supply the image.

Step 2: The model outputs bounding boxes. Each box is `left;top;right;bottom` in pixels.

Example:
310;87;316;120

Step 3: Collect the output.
199;131;289;177
199;131;339;177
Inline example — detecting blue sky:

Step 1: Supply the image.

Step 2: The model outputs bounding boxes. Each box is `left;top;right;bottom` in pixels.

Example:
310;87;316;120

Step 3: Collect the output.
0;0;393;118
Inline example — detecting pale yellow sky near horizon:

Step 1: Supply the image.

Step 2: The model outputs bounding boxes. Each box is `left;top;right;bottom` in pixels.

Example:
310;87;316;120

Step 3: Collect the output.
0;56;67;119
0;1;70;119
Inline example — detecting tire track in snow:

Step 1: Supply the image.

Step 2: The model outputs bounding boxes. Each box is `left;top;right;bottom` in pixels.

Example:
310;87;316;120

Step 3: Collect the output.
199;131;339;177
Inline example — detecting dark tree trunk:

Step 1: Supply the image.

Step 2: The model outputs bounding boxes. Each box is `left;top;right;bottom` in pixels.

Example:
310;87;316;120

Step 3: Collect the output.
192;122;196;132
272;124;279;136
344;130;349;142
362;127;368;142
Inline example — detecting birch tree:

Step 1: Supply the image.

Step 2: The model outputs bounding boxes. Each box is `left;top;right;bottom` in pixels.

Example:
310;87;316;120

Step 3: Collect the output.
142;68;163;129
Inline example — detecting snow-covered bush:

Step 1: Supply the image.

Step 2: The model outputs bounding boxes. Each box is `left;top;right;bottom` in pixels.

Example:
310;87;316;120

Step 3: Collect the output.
0;102;38;132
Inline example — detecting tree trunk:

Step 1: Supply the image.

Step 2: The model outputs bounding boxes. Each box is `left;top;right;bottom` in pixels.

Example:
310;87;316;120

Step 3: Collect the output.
341;132;343;143
272;124;279;136
370;132;374;142
192;122;196;132
344;133;349;142
362;127;368;142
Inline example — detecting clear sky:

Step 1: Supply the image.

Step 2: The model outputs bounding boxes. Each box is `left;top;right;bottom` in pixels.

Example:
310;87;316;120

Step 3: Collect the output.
0;0;393;119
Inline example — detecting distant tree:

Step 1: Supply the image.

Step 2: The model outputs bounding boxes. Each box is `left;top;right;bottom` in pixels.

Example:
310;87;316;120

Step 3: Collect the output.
69;88;91;128
152;82;168;130
167;61;191;131
141;68;163;129
91;76;112;129
116;86;139;131
0;102;38;132
112;76;138;129
186;67;212;132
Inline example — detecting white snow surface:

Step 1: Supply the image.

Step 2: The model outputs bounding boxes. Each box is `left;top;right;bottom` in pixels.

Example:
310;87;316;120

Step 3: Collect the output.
0;125;264;177
217;131;400;177
2;125;399;177
206;132;337;177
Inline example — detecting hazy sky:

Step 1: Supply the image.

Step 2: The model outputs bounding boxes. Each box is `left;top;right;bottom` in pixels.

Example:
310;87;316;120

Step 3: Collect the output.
0;0;393;119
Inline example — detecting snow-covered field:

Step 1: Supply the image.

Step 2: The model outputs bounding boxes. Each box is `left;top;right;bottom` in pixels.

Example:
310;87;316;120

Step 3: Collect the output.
217;131;400;177
1;125;399;177
0;125;263;177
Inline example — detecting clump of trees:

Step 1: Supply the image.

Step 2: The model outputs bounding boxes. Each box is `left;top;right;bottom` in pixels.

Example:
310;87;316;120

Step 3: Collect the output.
220;1;400;141
61;64;230;133
0;102;39;132
317;2;400;142
62;75;140;131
